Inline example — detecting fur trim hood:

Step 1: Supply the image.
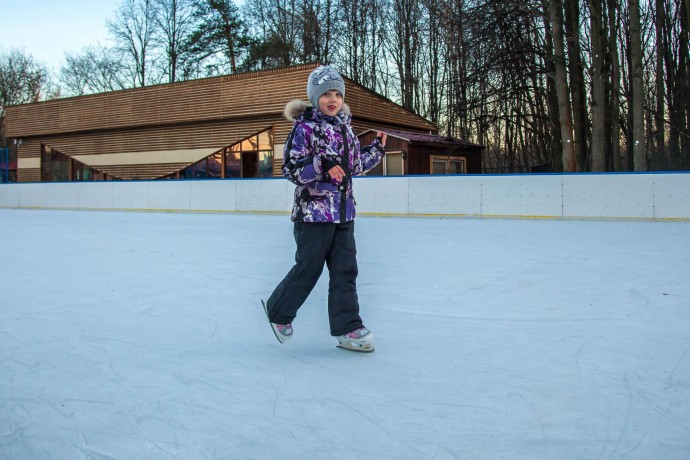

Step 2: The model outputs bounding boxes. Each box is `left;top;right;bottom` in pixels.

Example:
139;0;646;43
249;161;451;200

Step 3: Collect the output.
283;99;351;121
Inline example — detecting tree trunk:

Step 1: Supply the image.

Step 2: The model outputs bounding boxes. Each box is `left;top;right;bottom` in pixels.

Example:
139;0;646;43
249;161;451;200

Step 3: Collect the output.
564;0;588;170
549;0;577;171
590;0;608;171
680;0;690;168
609;0;623;171
664;3;680;169
629;0;647;170
543;3;564;171
655;0;666;167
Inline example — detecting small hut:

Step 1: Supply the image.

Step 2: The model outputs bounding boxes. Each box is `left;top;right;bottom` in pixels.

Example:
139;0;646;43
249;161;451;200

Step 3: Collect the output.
358;129;483;176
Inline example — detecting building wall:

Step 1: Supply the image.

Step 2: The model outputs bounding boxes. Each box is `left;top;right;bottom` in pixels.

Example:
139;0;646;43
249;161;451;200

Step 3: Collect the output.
6;65;437;182
16;116;287;181
1;173;688;220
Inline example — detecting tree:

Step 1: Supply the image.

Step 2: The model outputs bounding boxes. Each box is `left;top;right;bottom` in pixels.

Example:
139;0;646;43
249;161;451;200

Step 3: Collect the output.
188;0;251;74
628;0;647;170
387;0;422;112
0;49;48;112
564;0;589;170
61;45;128;95
153;0;198;82
654;0;666;167
548;0;577;171
300;0;336;64
108;0;158;87
589;0;608;171
0;49;48;144
335;0;385;90
608;0;623;171
668;0;690;168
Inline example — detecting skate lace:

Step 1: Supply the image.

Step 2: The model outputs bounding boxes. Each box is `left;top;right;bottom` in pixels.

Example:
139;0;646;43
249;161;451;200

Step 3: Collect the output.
346;328;369;339
277;323;293;335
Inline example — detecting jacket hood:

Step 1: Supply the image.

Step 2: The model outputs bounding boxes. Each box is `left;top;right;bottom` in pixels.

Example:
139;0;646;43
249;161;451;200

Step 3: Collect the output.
283;99;351;122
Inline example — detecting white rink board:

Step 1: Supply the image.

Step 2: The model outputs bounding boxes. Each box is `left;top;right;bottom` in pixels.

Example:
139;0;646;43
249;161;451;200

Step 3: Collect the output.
407;176;483;216
481;174;563;217
355;177;410;215
653;173;690;219
562;174;656;219
1;173;689;220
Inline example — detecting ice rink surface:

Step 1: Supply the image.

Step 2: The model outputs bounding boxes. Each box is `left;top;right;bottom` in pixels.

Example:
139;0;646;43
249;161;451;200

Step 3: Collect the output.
1;209;689;459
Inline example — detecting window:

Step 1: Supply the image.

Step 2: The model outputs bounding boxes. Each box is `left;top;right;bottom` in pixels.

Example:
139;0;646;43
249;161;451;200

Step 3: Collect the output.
226;129;274;178
361;151;404;176
386;153;404;176
430;155;466;175
225;149;241;178
257;150;273;178
180;128;274;179
72;158;106;181
42;145;108;182
42;145;70;182
181;153;223;179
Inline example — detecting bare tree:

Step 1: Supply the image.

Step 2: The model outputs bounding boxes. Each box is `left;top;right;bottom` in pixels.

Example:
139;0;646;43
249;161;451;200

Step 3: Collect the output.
153;0;198;82
549;0;577;171
564;0;589;170
299;0;337;64
653;0;666;167
670;0;690;168
629;0;647;170
589;0;608;171
0;49;48;144
108;0;158;87
683;0;690;167
335;0;385;90
61;45;128;95
608;0;623;171
0;49;47;111
386;0;422;112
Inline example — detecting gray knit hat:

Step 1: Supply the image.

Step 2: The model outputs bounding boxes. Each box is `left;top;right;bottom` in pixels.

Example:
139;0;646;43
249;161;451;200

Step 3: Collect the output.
307;65;345;108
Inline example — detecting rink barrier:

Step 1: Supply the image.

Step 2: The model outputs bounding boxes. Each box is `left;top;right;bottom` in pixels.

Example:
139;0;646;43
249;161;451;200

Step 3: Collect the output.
0;172;688;220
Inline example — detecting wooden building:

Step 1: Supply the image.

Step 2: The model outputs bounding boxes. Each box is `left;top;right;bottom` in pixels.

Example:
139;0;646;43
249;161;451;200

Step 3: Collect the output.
4;64;478;182
359;129;483;176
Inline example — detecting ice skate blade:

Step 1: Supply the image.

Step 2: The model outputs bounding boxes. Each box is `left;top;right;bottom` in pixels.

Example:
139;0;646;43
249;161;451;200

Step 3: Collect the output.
337;344;375;353
261;299;289;344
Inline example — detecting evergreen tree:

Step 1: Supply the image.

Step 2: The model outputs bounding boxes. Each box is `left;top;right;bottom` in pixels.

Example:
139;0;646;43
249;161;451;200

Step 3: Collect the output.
188;0;251;74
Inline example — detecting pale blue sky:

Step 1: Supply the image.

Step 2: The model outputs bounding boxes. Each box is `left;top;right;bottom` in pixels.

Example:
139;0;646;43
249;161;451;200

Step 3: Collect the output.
0;0;121;71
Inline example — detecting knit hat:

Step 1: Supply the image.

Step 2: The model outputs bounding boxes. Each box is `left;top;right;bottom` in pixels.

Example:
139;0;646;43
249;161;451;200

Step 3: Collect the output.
307;65;345;108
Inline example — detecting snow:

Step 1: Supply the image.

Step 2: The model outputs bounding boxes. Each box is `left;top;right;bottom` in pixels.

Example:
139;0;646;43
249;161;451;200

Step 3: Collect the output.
1;209;689;460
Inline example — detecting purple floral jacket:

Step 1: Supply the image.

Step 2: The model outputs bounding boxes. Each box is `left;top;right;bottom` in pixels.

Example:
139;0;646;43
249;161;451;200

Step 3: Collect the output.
282;100;385;223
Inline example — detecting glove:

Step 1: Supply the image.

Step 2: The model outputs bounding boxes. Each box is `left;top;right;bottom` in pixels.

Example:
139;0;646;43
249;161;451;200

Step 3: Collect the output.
321;156;339;173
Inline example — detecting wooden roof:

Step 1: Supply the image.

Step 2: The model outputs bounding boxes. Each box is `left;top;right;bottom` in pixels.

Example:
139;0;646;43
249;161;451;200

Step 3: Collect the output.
359;129;483;148
5;64;436;138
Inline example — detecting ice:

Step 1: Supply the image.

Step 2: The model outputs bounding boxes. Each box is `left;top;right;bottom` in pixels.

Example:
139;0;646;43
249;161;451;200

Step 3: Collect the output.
1;209;689;459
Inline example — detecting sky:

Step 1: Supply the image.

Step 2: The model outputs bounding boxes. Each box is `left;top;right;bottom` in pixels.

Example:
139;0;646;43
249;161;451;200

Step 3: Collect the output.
0;0;248;74
0;0;121;72
2;209;690;459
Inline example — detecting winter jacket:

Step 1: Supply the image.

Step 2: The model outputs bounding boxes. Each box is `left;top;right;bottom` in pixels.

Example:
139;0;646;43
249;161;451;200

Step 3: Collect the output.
282;99;385;223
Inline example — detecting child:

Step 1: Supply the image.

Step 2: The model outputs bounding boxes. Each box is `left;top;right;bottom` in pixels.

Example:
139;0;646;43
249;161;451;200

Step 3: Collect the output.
262;65;387;353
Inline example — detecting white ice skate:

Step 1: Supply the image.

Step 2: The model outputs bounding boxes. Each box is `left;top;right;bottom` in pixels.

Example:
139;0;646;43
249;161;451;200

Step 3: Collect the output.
336;327;374;353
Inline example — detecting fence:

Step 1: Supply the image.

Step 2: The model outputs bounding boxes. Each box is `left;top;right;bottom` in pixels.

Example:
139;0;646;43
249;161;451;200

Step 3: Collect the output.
0;172;688;220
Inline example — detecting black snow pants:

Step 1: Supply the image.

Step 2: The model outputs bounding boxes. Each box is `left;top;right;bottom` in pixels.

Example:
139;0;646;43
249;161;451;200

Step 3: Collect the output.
266;220;362;337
